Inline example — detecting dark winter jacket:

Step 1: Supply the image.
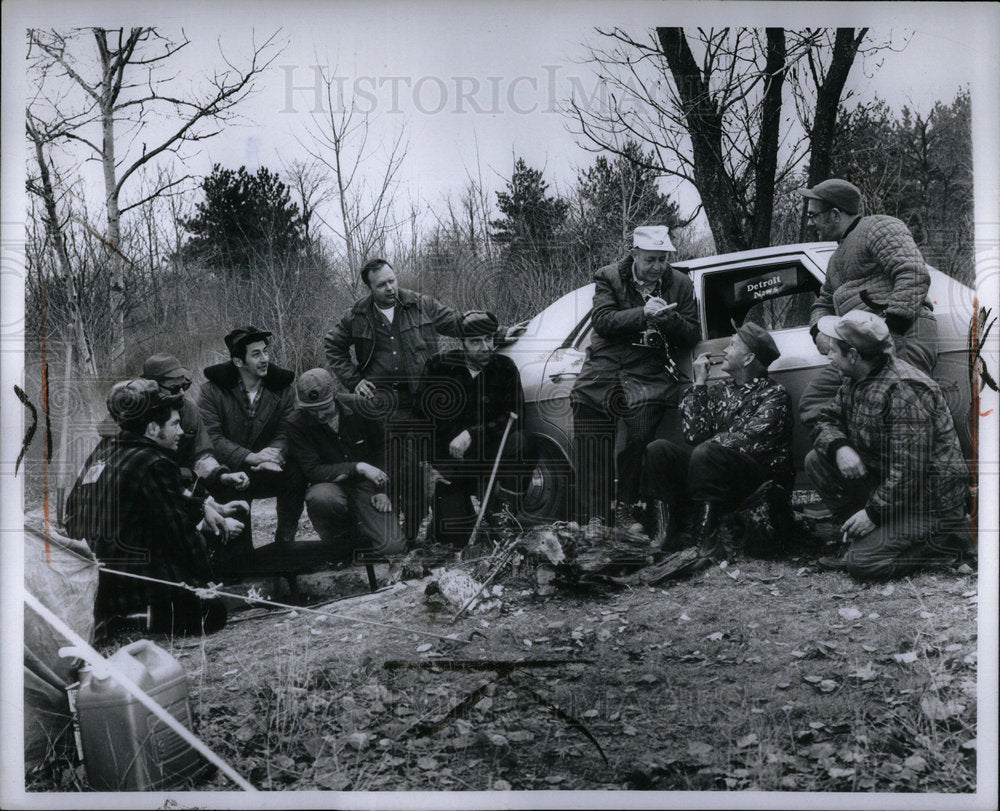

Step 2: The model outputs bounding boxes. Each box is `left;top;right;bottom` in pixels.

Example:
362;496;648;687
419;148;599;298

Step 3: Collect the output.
810;214;932;334
63;431;212;616
417;349;525;461
571;256;700;409
197;362;296;469
324;288;464;394
812;357;968;525
285;397;387;486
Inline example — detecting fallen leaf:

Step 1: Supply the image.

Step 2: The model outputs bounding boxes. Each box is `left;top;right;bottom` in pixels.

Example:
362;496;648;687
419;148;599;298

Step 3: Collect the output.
679;613;691;622
222;669;239;677
235;723;256;742
919;611;935;619
838;607;863;621
819;679;838;693
493;779;512;790
345;732;370;751
776;682;791;690
828;766;855;779
706;632;724;642
903;754;927;772
416;756;438;770
791;650;808;658
961;738;976;752
315;772;350;791
920;695;966;722
736;733;758;748
878;584;895;596
848;662;879;682
893;651;919;664
506;730;534;742
623;725;638;736
803;675;824;684
583;709;599;718
416;643;432;652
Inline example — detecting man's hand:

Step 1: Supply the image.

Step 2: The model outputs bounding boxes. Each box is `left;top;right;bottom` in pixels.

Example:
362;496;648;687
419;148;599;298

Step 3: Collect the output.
815;332;832;356
355;379;377;398
841;509;875;539
356;462;389;486
692;352;712;386
220;471;250;490
251;460;283;473
217;500;250;518
835;446;867;479
449;430;473;459
202;499;228;537
246;447;283;468
371;492;393;513
643;297;671;319
222;516;245;537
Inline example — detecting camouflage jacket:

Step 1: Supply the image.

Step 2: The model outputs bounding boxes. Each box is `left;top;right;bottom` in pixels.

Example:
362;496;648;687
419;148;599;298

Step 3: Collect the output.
813;357;969;524
682;375;793;483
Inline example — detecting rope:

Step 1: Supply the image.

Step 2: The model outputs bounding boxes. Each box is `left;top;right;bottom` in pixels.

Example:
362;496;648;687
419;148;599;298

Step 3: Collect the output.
23;590;257;792
98;565;470;645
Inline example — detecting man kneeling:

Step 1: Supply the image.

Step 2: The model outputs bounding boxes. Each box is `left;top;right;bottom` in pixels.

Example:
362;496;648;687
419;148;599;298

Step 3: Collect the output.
286;369;405;563
64;380;246;635
642;322;793;563
807;310;970;580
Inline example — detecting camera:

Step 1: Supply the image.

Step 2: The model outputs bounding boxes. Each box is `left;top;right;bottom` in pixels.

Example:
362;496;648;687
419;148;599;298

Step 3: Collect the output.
635;329;666;349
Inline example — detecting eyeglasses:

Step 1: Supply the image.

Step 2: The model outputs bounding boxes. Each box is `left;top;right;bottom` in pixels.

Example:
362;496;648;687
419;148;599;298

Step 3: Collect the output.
806;207;836;222
162;380;191;395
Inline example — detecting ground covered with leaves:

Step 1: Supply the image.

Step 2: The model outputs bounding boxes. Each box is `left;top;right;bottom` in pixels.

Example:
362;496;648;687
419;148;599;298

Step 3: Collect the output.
30;503;980;797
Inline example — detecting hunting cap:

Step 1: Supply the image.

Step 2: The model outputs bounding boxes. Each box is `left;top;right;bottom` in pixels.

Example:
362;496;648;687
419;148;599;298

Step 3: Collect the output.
141;353;191;385
632;225;676;252
816;309;893;354
224;325;272;357
459;310;499;338
734;321;781;367
295;368;336;410
107;378;181;426
796;178;862;215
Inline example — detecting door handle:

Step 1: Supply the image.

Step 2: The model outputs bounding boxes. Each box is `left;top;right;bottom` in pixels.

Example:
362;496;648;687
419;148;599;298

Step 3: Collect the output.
549;372;579;383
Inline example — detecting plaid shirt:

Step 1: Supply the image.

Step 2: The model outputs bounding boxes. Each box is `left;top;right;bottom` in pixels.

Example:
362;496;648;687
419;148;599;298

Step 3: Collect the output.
63;432;212;617
239;376;261;421
813;357;969;524
681;375;793;483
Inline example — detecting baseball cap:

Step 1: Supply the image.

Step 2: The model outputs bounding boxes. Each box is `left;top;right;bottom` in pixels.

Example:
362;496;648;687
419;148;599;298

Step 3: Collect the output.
735;321;781;367
796;179;862;215
632;225;676;252
224;326;272;357
816;310;892;354
296;368;336;409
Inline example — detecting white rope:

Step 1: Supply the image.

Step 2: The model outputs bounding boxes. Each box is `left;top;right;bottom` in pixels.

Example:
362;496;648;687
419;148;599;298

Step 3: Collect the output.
98;565;469;645
24;589;258;792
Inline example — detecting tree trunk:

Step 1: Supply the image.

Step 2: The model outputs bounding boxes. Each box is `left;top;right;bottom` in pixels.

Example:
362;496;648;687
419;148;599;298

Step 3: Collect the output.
799;28;867;239
751;29;786;248
657;28;750;253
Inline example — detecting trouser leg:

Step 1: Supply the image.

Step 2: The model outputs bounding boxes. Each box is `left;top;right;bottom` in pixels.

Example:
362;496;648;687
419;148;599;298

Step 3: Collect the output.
804;449;876;524
351;480;406;557
687;442;770;505
618;402;666;505
641;439;693;505
304;482;353;558
571;401;616;525
891;311;938;375
149;586;228;635
799;365;844;435
432;475;476;547
384;408;431;540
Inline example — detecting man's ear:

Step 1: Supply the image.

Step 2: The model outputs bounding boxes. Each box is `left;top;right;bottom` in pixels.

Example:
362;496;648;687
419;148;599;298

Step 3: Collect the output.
143;420;159;440
743;352;756;368
232;356;244;369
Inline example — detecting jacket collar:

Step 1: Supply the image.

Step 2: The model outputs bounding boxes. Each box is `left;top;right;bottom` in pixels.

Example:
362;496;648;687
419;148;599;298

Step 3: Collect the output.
618;255;672;294
203;360;295;391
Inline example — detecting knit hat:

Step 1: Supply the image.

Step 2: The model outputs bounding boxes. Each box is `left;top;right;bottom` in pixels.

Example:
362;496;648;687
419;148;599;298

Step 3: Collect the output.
107;378;181;426
459;310;499;338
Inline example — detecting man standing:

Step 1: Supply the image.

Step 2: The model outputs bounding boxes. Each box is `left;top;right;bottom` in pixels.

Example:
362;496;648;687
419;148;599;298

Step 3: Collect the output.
64;380;244;634
285;368;405;562
570;225;700;526
806;310;969;580
417;311;535;546
198;326;305;571
325;258;468;540
797;178;938;430
642;322;792;560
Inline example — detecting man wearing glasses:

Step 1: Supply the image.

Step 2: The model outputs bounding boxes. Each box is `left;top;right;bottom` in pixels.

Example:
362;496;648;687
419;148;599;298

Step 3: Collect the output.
797;178;939;432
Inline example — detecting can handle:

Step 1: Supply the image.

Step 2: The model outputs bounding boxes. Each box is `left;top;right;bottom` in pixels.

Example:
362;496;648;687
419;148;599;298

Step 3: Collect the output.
58;646;111;680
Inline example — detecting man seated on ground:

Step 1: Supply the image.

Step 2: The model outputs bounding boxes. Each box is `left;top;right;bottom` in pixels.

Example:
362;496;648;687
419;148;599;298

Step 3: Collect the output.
641;322;792;564
88;352;251;494
806;310;970;580
417;311;536;546
63;379;247;635
198;326;306;574
285;368;405;563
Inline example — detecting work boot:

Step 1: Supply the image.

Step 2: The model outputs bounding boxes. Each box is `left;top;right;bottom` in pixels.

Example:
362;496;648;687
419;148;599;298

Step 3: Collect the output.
649;499;689;552
691;501;724;561
615;501;647;532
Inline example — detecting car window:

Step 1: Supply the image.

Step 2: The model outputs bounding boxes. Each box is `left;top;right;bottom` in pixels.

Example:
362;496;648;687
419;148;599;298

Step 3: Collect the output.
703;263;820;338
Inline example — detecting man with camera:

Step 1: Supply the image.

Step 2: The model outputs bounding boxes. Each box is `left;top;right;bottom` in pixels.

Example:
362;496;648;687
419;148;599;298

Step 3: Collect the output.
570;226;700;526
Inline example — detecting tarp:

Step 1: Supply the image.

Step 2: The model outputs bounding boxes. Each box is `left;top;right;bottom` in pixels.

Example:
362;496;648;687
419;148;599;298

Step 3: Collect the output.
23;523;99;773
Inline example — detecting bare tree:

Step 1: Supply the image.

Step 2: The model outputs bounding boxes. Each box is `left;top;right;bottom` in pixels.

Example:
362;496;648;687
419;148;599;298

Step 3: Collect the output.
565;27;887;253
26;27;282;368
297;65;408;286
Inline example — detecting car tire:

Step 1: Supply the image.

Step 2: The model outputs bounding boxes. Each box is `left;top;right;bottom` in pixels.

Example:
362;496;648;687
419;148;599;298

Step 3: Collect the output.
497;439;571;525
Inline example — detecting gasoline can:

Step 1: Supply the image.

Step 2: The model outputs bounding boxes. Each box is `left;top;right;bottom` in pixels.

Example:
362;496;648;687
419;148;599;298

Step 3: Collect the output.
75;639;206;790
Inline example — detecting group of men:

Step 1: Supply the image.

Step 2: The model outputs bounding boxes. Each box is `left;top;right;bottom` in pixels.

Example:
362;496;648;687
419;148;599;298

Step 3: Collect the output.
63;176;972;636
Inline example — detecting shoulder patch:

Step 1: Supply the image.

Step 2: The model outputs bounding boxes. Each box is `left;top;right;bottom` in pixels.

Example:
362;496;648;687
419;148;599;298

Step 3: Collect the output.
80;460;106;485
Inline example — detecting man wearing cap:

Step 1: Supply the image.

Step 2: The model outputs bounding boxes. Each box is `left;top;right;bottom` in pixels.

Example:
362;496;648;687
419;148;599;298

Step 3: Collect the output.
325;258;508;540
641;322;793;564
285;368;405;561
797;177;939;431
64;379;247;634
806;310;970;580
570;225;700;527
417;311;535;545
198;326;305;570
